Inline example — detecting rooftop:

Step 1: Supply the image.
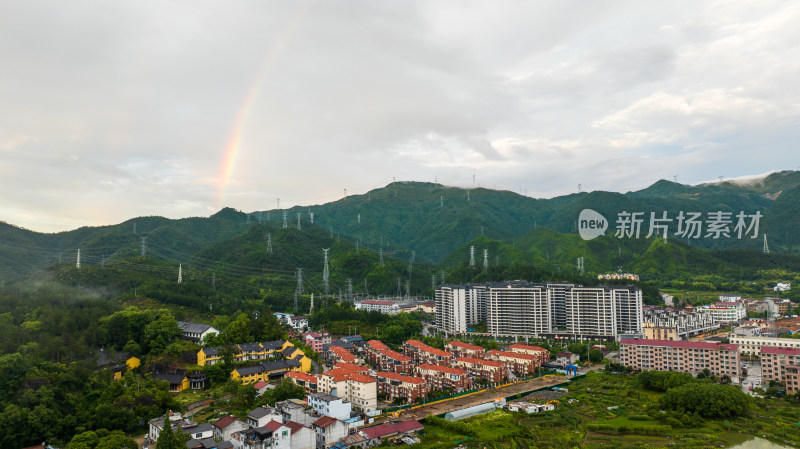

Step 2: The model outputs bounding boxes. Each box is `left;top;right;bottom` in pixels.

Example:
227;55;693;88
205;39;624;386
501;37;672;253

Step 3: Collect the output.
376;371;425;384
456;356;503;368
488;350;539;361
447;340;485;352
621;338;738;351
507;343;548;353
416;363;468;376
761;346;800;355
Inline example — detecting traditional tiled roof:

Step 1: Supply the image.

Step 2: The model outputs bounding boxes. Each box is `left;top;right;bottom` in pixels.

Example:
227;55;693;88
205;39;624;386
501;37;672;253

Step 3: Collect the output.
361;420;423;439
213;415;238;429
262;340;287;351
507;343;548;353
332;362;369;373
153;372;186;385
405;340;453;358
312;416;339;429
367;340;389;351
248;406;277;419
329;346;357;362
177;321;215;334
378;348;411;362
263;420;284;432
284;420;309;435
287;371;318;384
621;338;738;351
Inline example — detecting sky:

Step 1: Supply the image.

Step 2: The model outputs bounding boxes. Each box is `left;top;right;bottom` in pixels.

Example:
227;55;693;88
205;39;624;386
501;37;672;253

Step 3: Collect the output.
2;1;799;233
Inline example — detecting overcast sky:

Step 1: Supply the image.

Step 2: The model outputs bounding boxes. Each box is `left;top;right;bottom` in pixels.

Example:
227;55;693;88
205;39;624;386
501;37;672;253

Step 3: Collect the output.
2;1;799;232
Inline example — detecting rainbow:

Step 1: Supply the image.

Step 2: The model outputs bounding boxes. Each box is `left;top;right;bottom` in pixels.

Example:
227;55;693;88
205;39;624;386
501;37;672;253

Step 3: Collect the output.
215;2;310;209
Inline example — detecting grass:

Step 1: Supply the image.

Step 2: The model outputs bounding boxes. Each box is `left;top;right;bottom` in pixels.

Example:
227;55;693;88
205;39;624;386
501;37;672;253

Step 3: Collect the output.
379;371;800;449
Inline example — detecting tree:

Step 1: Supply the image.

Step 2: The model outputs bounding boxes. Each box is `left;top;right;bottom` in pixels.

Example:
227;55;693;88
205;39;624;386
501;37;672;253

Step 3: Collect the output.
95;431;138;449
659;383;750;419
155;420;179;449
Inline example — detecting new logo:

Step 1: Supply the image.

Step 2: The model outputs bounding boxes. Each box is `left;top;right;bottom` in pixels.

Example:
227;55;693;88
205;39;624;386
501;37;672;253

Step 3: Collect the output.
578;209;608;240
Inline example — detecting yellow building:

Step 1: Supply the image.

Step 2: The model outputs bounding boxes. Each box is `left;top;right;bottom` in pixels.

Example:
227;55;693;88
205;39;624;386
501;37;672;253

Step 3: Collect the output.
198;340;294;366
230;359;303;384
153;372;190;392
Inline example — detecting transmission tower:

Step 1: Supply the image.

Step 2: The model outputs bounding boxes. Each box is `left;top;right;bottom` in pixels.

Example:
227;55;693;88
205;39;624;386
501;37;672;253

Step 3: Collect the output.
294;268;304;311
408;251;414;277
347;278;353;301
764;234;770;254
310;293;314;314
296;213;302;230
322;248;330;296
364;278;368;296
76;249;81;269
178;264;183;283
469;246;476;267
282;211;288;229
405;280;411;299
357;213;361;224
440;270;445;285
133;222;136;234
432;275;436;292
310;212;314;224
266;232;273;255
483;249;488;273
140;236;147;257
379;248;384;267
467;191;470;202
396;278;402;297
440;195;443;207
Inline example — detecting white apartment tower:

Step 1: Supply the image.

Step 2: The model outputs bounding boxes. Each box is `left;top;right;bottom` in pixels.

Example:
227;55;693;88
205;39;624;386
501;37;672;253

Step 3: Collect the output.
565;286;643;337
487;282;552;337
435;285;487;335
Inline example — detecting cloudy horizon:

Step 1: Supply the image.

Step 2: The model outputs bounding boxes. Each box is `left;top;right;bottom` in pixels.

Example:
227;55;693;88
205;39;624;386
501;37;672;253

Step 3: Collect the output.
2;1;799;232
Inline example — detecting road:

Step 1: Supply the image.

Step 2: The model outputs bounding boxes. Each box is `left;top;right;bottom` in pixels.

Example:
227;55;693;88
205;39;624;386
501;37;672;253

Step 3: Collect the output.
391;374;569;421
741;362;762;395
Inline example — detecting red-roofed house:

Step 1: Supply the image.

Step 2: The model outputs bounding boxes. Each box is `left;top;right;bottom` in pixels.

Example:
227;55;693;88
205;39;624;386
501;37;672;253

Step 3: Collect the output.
620;338;740;379
287;371;319;393
213;415;249;441
375;371;429;403
304;332;332;353
332;362;369;373
445;340;486;358
285;421;315;449
507;343;550;364
415;363;472;392
403;340;454;366
761;346;800;388
453;356;505;385
327;345;359;365
360;420;423;446
312;416;348;449
318;369;378;416
372;348;413;374
487;350;543;376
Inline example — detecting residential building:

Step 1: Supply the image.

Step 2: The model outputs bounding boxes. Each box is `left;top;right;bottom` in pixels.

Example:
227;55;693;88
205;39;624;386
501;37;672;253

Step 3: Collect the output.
620;338;740;380
698;302;747;324
231;359;302;384
276;399;316;427
453;357;506;385
435;285;488;334
728;335;800;356
197;340;295;366
760;346;800;387
506;344;550;364
317;368;378;416
355;300;400;314
304;332;332;353
555;352;579;366
415;363;472;392
565;285;643;337
369;348;412;374
307;392;352;420
213;415;249;442
445;340;486;358
312;416;348;449
719;295;742;302
177;321;220;344
486;350;543;376
375;371;429;403
486;282;551;337
287;371;319;394
785;366;800;395
234;420;291;449
358;420;424;447
285;421;316;449
326;345;359;365
153;372;189;393
774;283;792;292
642;306;718;339
247;406;283;428
402;340;454;366
643;324;679;341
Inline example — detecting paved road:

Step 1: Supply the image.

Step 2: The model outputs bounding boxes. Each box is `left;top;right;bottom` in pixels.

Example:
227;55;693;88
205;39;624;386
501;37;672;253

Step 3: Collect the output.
392;374;568;421
741;362;762;395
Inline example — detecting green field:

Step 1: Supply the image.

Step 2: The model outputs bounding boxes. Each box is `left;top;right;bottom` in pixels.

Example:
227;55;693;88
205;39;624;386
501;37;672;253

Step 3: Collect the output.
387;372;800;449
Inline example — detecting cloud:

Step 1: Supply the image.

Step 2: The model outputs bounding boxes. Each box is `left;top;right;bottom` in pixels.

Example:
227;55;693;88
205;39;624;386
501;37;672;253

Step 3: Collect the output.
0;0;799;231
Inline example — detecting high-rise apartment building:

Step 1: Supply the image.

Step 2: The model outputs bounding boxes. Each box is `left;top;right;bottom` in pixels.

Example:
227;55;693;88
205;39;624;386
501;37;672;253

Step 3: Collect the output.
487;282;552;337
435;284;487;335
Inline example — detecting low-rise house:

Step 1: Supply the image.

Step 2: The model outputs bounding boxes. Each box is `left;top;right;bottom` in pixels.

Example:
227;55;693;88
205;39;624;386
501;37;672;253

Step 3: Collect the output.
445;341;486;358
213;415;249;441
96;348;140;381
506;344;549;363
181;422;215;441
505;402;554;413
555;352;579;366
231;359;302;384
148;412;183;442
453;357;505;385
312;416;348;449
177;321;220;344
415;363;472;392
285;421;316;449
402;340;454;366
486;350;542;376
287;371;319;393
304;332;332;353
248;406;283;428
234;420;292;449
254;380;272;396
359;420;423;447
308;392;352;420
375;371;429;404
153;371;189;393
327;346;360;365
364;341;412;373
276;399;316;427
355;300;400;315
